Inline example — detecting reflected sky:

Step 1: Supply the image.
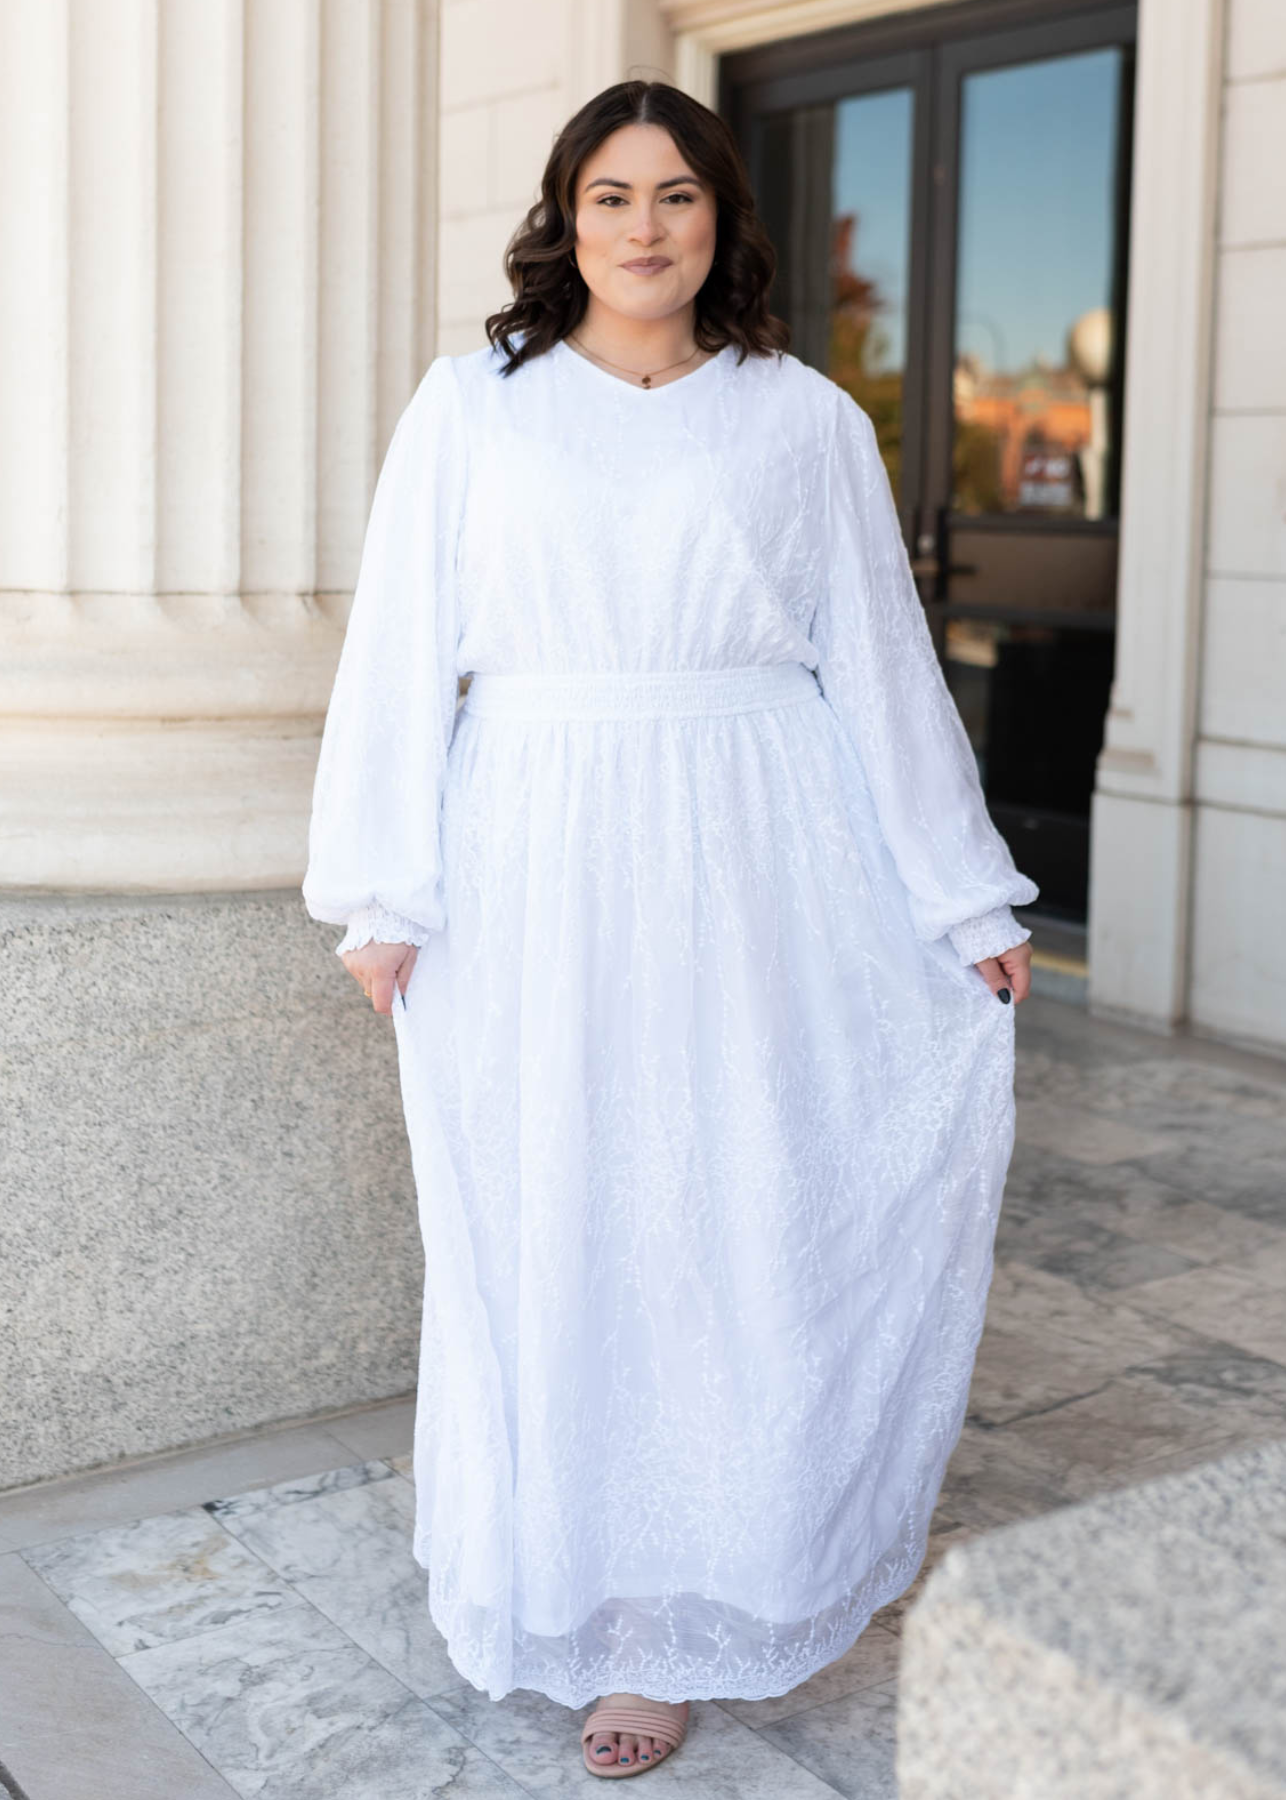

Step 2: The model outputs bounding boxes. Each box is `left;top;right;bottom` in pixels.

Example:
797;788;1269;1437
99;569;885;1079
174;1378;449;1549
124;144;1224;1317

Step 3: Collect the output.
830;47;1123;378
956;48;1121;376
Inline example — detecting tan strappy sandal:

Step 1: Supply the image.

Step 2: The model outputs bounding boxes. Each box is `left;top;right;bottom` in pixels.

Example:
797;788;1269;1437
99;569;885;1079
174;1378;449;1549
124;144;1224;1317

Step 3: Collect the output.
581;1693;690;1777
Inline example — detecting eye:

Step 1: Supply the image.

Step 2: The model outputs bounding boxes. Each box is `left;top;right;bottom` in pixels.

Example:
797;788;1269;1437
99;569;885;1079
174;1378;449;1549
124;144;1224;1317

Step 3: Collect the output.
592;191;698;206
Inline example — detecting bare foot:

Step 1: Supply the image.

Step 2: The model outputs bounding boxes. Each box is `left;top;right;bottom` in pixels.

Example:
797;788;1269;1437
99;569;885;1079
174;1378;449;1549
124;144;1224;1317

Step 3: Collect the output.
584;1692;691;1771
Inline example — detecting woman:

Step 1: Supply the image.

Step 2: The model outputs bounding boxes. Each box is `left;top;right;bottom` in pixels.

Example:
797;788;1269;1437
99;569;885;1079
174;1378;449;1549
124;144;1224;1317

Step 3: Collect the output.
303;78;1037;1781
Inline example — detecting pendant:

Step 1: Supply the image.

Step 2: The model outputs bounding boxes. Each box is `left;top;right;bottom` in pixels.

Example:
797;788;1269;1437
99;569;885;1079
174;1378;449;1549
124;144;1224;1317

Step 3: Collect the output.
641;374;652;387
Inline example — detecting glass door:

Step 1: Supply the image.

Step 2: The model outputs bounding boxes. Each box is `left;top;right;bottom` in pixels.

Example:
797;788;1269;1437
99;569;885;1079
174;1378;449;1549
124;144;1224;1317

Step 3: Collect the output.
723;2;1137;920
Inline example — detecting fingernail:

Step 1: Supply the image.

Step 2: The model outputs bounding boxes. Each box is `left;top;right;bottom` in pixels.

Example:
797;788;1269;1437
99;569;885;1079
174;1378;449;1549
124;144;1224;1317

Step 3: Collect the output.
997;988;1011;1004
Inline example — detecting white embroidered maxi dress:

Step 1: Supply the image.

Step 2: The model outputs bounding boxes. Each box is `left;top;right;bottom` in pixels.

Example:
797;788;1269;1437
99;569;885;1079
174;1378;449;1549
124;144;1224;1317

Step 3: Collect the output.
302;334;1039;1709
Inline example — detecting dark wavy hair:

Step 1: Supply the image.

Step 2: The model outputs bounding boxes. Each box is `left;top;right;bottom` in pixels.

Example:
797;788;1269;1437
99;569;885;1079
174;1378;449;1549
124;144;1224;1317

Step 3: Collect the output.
484;80;790;375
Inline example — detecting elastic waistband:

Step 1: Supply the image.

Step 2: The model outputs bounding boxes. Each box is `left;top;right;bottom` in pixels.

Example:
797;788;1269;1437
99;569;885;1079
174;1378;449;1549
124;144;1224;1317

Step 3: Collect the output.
461;661;820;720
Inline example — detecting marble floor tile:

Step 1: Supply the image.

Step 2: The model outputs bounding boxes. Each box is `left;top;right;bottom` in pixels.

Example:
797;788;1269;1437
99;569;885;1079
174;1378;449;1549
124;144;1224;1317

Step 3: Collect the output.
997;1147;1108;1219
716;1622;902;1726
965;1304;1226;1429
1130;1143;1286;1223
121;1604;529;1800
757;1677;900;1800
1218;1232;1286;1287
1016;1050;1286;1135
995;1208;1200;1290
931;1424;1072;1535
205;1458;396;1523
992;1354;1286;1498
1120;1263;1286;1364
210;1457;459;1697
1060;1183;1283;1267
968;1319;1119;1428
22;1505;301;1656
1000;1143;1286;1266
427;1681;848;1797
1014;1096;1174;1165
0;1550;239;1800
0;1420;367;1554
982;1259;1207;1370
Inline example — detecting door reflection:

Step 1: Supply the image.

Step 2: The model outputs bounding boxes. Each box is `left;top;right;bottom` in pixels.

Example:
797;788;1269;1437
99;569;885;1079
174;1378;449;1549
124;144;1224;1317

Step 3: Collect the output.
830;89;914;485
953;47;1126;520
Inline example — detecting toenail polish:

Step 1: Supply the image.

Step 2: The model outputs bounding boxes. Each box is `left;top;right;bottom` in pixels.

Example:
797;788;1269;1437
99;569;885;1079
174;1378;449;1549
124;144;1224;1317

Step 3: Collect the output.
640;1753;650;1760
620;1756;631;1764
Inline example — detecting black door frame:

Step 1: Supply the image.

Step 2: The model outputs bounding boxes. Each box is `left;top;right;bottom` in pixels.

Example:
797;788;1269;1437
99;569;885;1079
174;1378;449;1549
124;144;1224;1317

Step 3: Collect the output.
721;0;1136;560
719;0;1138;920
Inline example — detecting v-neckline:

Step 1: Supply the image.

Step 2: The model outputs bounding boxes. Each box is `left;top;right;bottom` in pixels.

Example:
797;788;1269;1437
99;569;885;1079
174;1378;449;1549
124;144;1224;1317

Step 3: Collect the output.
555;336;730;397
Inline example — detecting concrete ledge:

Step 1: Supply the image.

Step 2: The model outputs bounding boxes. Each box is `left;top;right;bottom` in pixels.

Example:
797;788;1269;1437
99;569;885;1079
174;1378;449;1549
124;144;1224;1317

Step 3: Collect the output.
0;891;421;1491
897;1436;1286;1799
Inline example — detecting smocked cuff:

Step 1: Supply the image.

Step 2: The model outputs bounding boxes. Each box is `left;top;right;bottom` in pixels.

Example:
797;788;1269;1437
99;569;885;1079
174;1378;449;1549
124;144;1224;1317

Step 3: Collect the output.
335;903;435;958
947;904;1032;967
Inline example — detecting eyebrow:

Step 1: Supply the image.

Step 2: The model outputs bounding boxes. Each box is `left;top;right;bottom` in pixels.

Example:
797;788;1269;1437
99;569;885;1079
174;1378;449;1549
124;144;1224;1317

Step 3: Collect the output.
584;176;701;192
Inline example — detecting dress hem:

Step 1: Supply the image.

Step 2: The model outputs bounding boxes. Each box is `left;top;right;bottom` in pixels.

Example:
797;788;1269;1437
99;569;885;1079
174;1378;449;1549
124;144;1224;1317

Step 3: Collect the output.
411;1526;939;1710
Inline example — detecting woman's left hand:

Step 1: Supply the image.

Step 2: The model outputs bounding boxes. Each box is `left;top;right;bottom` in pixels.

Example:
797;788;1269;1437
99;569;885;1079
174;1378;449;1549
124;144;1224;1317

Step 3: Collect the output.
974;940;1032;1005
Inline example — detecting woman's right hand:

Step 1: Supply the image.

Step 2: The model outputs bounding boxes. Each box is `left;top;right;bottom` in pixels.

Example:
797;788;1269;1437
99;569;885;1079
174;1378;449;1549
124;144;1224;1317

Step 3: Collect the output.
340;942;418;1015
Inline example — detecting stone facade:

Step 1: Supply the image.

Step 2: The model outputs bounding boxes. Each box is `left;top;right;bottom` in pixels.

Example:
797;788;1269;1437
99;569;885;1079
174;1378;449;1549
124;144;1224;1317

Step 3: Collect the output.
1;0;1283;1483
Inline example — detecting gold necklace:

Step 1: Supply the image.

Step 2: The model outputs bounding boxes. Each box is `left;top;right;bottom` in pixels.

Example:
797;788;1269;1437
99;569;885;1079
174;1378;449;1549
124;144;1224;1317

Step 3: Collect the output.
567;333;704;389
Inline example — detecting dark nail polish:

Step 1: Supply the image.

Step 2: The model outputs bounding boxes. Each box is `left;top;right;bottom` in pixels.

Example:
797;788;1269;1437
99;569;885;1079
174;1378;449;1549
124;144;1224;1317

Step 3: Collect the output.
997;987;1010;1004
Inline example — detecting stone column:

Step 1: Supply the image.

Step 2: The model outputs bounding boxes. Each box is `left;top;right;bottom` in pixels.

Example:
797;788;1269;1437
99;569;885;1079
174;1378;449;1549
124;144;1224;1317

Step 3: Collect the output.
0;0;440;1489
1085;0;1225;1035
0;0;438;891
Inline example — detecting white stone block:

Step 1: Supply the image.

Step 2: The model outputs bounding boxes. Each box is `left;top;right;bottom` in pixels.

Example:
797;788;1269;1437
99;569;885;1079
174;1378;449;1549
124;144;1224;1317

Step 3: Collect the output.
898;1438;1286;1798
1190;803;1286;1048
437;210;521;325
441;101;492;217
1206;413;1286;580
1212;245;1286;412
1219;74;1286;247
441;0;564;110
1087;789;1191;1028
1225;0;1286;82
491;87;561;210
1199;575;1286;746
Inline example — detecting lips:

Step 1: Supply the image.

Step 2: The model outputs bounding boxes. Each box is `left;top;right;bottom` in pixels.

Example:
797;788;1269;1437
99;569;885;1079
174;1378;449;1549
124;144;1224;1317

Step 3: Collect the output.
621;259;671;271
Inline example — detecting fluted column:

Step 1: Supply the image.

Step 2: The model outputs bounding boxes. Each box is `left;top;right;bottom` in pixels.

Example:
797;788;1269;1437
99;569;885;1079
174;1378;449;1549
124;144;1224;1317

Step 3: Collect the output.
0;0;439;892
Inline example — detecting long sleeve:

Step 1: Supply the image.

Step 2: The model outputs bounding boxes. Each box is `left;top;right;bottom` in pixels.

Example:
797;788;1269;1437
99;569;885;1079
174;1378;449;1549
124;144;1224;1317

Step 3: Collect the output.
302;353;467;956
808;386;1039;966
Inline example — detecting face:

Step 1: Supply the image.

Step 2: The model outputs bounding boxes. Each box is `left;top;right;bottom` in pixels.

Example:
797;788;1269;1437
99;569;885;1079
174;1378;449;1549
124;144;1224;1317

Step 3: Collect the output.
571;123;717;324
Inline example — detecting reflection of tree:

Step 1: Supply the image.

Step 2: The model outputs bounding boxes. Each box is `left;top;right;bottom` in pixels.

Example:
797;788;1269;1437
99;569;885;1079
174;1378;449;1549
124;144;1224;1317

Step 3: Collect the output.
829;212;903;491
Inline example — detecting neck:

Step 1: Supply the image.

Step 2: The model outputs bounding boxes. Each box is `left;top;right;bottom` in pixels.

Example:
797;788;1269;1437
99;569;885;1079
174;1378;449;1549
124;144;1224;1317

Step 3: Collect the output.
573;304;699;370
